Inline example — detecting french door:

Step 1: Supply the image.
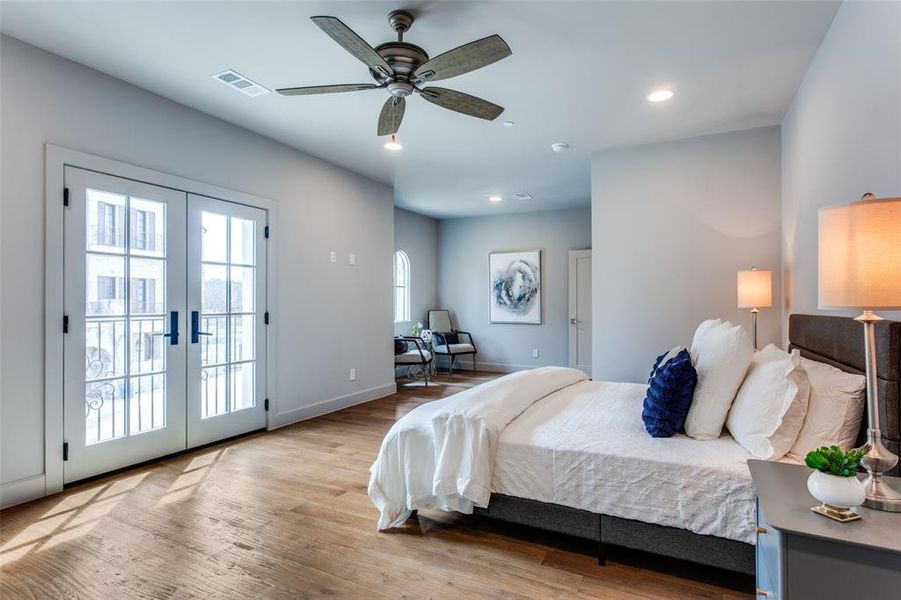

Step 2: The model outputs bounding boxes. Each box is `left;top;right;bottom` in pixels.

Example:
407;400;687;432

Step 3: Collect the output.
186;194;267;447
63;168;267;483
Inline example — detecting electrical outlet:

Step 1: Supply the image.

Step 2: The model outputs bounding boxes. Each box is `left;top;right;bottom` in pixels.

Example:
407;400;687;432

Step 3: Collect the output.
349;253;356;266
532;349;539;358
330;251;336;263
349;368;356;381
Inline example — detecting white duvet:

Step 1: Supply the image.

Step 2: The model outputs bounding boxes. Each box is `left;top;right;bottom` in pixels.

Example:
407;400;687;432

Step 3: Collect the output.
493;380;763;544
368;367;587;530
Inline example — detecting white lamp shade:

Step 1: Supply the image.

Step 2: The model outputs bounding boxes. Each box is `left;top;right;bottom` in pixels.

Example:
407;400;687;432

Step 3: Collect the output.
818;197;901;309
737;269;773;309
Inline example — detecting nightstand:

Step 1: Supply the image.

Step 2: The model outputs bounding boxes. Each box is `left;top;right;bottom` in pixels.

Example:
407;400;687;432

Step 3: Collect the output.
749;460;901;599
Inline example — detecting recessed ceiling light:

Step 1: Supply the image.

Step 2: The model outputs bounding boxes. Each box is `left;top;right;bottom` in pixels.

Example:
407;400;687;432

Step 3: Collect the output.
383;134;403;151
551;143;569;153
647;89;674;103
503;120;515;127
488;195;503;203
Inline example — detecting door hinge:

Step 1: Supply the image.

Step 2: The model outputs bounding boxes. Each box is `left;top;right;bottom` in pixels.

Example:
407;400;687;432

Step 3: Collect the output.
264;398;270;412
63;187;70;206
63;315;69;334
63;442;69;461
264;311;270;325
264;225;270;238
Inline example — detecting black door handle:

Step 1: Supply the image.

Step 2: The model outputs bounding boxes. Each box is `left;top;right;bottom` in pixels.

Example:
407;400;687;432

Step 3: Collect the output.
191;311;212;344
162;311;179;345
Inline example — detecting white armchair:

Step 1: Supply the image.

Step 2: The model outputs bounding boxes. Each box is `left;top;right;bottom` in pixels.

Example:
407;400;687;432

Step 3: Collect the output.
394;336;434;386
428;309;477;374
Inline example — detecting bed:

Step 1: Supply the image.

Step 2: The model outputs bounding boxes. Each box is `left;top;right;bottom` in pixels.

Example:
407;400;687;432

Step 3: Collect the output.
372;315;901;575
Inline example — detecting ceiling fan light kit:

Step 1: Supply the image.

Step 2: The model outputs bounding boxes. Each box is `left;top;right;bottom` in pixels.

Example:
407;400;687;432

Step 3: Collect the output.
383;134;403;151
277;10;512;138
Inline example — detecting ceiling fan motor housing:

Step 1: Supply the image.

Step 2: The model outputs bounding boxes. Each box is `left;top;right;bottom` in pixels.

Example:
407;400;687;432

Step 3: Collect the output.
372;42;429;82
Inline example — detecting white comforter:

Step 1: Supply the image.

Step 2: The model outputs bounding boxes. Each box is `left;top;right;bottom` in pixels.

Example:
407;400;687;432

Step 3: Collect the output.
368;367;588;529
493;380;761;543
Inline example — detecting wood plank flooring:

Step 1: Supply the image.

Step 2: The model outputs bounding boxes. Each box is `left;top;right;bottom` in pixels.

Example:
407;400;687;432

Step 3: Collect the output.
1;372;751;599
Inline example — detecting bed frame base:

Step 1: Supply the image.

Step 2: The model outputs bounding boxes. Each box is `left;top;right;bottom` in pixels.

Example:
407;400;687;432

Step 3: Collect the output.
474;494;755;575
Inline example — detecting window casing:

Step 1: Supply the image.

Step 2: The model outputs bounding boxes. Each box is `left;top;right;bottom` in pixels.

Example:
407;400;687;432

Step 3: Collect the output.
393;250;411;323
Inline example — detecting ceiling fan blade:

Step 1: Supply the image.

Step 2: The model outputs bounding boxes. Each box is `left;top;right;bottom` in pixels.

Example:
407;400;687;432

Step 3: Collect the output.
419;87;504;121
414;35;511;83
276;83;378;96
377;96;406;136
311;16;394;78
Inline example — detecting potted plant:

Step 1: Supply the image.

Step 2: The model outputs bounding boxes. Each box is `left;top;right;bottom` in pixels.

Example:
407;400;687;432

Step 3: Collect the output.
805;445;868;510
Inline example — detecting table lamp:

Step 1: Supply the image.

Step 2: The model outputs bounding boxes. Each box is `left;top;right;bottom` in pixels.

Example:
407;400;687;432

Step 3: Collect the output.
737;267;772;349
819;194;901;512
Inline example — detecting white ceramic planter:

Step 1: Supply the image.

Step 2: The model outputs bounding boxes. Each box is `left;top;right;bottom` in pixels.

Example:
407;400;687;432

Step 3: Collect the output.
807;470;866;509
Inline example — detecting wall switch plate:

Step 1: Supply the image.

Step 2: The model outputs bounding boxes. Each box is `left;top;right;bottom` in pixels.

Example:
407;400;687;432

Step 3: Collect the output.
330;251;336;263
349;253;356;266
532;349;539;358
349;368;356;381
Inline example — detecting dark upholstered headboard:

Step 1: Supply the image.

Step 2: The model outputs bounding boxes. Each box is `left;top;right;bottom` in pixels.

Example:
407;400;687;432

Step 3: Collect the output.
788;314;901;476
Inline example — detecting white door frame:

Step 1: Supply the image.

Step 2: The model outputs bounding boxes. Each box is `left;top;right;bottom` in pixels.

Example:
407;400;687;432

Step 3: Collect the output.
568;249;592;378
45;144;278;497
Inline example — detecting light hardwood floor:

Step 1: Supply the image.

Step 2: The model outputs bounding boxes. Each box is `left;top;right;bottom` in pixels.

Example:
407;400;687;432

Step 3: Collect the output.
1;372;751;599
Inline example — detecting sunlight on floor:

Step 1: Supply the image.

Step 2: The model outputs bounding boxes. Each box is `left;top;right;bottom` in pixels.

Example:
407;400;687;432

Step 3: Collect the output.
1;471;151;567
157;448;225;506
1;451;229;568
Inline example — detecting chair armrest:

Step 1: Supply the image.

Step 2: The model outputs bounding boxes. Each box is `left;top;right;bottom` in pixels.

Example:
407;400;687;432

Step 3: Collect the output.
401;336;431;362
456;331;475;349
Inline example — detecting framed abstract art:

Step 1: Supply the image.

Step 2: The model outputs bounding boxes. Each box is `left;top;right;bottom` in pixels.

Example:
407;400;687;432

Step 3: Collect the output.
488;250;542;324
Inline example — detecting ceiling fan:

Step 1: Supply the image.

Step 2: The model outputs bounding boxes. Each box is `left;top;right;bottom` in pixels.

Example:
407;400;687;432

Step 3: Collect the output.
277;10;512;137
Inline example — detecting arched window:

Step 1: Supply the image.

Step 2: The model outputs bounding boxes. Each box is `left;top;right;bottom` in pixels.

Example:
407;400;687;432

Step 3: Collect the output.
393;250;411;323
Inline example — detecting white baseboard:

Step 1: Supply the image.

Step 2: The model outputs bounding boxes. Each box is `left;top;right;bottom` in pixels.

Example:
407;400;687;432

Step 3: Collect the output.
1;474;46;509
475;362;535;374
269;382;397;429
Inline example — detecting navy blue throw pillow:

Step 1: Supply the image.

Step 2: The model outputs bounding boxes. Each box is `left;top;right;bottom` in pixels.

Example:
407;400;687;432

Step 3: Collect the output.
642;347;698;438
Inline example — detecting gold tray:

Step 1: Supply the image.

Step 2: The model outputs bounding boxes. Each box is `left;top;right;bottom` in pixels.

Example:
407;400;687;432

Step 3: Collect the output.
811;503;861;523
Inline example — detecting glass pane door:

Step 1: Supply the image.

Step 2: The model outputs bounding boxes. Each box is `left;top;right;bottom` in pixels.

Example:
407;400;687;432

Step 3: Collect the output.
63;167;187;483
187;195;267;447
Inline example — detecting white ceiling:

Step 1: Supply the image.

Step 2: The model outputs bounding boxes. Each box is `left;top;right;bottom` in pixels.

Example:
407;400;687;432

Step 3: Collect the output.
0;1;839;218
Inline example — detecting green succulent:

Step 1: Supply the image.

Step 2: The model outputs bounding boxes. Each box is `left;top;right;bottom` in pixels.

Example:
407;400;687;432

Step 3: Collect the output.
805;445;868;477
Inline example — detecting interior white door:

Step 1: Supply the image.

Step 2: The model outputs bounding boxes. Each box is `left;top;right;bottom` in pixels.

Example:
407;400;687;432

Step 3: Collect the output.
568;249;592;378
63;167;187;483
186;194;268;447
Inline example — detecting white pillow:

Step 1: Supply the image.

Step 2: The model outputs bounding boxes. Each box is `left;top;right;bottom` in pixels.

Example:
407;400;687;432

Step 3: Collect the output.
726;345;810;459
785;358;866;462
691;318;723;352
684;321;754;440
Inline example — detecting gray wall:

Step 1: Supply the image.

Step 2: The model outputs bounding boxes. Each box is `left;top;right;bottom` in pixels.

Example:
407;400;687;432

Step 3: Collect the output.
0;36;395;491
782;0;901;332
394;208;439;336
592;126;782;383
438;208;591;371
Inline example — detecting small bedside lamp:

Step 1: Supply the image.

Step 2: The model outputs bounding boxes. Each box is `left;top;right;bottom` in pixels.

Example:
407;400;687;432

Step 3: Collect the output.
819;194;901;512
737;267;772;349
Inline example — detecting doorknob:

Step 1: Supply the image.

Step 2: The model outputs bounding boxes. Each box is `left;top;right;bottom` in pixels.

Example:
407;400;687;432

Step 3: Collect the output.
569;318;578;325
191;311;213;344
161;311;179;345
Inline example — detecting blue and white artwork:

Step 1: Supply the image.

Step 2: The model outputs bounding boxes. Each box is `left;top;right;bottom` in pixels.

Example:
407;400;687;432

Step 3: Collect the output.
489;250;541;324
